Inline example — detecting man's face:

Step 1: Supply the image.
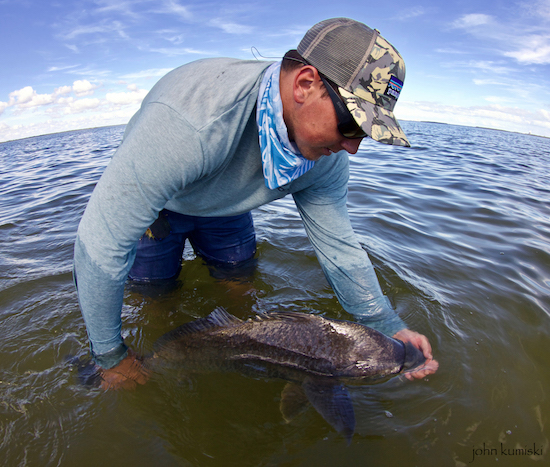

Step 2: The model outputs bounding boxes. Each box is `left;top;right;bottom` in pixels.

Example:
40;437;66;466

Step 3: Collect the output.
287;76;364;161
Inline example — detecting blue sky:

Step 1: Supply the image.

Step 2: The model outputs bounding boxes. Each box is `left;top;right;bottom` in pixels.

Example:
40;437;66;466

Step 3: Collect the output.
1;0;550;142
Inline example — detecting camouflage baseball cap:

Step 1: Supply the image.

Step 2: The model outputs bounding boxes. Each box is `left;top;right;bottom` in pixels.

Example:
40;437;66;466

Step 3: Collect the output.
298;17;410;147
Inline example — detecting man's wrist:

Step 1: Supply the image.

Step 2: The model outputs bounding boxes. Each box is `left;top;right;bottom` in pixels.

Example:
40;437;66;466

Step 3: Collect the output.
92;342;128;369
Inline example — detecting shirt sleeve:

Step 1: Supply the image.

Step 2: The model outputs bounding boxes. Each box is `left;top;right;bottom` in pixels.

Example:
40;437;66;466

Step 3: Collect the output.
74;103;204;368
292;154;406;337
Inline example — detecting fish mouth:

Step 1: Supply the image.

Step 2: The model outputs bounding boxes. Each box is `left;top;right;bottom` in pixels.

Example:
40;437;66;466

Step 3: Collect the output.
402;342;426;372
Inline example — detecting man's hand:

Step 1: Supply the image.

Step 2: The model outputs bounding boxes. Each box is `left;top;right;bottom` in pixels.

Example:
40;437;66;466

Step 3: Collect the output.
99;348;150;390
393;329;439;381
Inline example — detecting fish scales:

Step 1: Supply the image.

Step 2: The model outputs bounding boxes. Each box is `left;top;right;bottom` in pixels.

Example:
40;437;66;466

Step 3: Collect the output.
150;306;427;443
153;308;419;379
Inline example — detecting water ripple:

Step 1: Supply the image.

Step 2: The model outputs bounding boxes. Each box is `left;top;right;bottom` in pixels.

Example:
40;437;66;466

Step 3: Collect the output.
1;122;549;465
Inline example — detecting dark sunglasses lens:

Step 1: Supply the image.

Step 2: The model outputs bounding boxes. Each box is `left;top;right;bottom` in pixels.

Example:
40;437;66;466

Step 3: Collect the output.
339;122;367;139
321;76;367;139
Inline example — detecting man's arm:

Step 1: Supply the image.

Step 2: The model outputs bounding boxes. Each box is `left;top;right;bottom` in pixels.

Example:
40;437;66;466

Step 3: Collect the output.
74;103;204;371
293;154;405;336
293;154;437;378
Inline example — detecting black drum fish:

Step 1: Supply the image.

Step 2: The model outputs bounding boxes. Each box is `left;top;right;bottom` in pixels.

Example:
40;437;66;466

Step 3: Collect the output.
151;307;426;442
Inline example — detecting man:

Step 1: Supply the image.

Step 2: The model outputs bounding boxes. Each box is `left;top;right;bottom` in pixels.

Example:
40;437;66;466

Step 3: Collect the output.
74;17;438;389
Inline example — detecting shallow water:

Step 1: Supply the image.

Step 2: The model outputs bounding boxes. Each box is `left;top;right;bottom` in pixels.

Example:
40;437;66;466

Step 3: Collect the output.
1;122;549;466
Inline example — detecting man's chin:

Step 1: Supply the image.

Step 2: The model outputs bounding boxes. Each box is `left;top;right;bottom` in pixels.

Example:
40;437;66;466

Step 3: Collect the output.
292;141;327;161
300;151;325;162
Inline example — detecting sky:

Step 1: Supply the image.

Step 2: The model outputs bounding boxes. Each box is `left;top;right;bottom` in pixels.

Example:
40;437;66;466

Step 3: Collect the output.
1;0;550;143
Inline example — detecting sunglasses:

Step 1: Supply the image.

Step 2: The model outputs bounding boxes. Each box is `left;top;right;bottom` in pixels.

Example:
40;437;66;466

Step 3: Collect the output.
319;75;367;140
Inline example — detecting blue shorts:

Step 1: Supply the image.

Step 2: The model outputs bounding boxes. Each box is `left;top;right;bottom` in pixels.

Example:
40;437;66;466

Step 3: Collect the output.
128;210;256;282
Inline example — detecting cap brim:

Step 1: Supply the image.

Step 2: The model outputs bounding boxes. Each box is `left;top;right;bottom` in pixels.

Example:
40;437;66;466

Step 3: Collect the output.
339;87;410;147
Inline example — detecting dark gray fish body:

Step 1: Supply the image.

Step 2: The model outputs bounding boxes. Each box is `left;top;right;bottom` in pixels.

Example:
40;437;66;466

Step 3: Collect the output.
152;307;425;442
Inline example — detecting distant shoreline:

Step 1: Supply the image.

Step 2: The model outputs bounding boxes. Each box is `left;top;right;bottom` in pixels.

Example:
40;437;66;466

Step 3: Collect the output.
0;124;127;145
1;120;548;145
417;120;550;140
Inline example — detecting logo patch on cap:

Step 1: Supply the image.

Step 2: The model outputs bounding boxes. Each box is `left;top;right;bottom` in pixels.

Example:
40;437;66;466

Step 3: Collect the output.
384;76;403;101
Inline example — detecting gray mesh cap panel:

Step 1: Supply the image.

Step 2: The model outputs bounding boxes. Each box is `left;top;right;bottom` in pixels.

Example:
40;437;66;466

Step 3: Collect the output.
297;18;376;89
296;17;410;147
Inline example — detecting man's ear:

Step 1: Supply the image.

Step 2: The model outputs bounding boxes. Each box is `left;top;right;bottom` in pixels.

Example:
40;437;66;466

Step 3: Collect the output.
293;66;318;104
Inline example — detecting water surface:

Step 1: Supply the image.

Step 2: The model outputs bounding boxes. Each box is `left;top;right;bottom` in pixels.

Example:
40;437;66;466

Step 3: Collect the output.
1;122;549;466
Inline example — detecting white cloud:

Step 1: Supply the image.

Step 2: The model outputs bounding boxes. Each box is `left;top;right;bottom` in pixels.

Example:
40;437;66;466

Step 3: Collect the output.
521;0;550;20
94;0;142;19
137;43;215;56
70;67;112;77
62;25;106;41
435;48;469;55
264;25;309;39
470;75;546;104
25;93;54;108
157;0;192;20
9;86;35;105
61;20;129;41
48;64;81;72
73;79;98;96
466;60;514;75
106;88;147;105
452;13;493;29
8;86;54;108
473;78;508;86
47;96;102;115
161;33;185;45
398;99;550;137
54;85;73;96
0;77;143;125
66;97;101;113
119;68;174;80
210;18;254;34
451;9;550;65
442;59;514;75
396;6;427;21
483;95;514;104
0;111;130;143
503;35;550;64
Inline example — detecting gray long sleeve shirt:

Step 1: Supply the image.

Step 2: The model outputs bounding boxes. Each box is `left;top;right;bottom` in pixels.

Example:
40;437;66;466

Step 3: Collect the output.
74;57;405;368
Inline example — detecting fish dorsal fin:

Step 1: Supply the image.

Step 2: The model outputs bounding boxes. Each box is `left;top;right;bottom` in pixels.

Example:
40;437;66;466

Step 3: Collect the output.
206;307;243;327
154;307;242;351
251;311;316;323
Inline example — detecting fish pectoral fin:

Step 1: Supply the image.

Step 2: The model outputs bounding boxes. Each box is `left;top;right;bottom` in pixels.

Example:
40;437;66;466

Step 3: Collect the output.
301;377;356;444
280;382;310;423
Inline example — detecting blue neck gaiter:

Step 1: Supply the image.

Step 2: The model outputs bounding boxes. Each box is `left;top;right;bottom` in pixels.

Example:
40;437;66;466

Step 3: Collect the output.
256;62;315;189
